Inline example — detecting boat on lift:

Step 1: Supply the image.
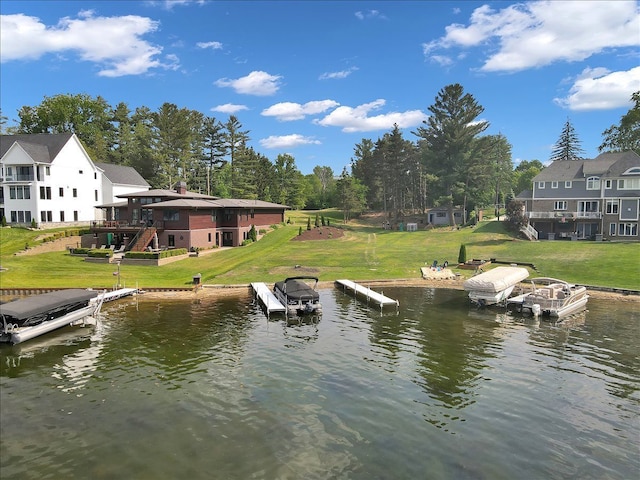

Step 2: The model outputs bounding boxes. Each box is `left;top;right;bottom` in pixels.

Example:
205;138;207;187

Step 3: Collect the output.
273;277;322;315
463;266;530;307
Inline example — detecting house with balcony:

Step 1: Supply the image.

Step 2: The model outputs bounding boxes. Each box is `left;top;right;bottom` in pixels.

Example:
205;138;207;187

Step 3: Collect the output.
519;151;640;241
90;182;288;251
0;133;150;227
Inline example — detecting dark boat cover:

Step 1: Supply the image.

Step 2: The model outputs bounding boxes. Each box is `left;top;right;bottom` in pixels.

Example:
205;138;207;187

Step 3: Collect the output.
274;278;320;301
0;289;98;322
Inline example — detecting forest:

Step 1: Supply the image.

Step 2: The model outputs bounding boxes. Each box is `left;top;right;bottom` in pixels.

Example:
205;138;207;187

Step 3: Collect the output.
2;85;637;225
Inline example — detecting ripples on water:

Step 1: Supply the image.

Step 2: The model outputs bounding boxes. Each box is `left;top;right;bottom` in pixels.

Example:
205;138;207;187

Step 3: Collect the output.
1;287;638;479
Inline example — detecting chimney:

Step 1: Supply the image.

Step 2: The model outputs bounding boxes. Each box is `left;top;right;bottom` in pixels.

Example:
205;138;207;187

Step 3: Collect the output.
176;181;187;195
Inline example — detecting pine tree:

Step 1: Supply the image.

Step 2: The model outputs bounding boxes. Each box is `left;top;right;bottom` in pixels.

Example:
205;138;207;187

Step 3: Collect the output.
550;119;584;161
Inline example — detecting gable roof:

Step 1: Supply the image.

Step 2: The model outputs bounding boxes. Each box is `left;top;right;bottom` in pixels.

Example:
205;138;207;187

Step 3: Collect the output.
95;162;150;188
0;133;75;163
534;151;640;183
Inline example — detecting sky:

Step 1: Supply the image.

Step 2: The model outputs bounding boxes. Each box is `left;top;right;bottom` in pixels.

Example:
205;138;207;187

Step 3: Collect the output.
1;1;639;175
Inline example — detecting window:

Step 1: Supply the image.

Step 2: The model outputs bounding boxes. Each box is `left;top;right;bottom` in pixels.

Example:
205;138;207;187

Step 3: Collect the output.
564;181;572;188
9;211;32;223
168;234;175;247
250;209;255;219
39;186;52;200
94;172;97;179
40;211;53;222
208;233;212;242
59;187;64;197
537;181;545;189
74;211;78;221
605;179;612;189
436;212;446;218
211;210;217;222
609;223;616;236
60;211;65;222
618;223;638;236
163;209;179;221
606;201;619;214
554;201;567;210
579;201;599;213
95;190;98;202
618;178;640;190
586;176;600;190
551;181;558;189
9;186;29;199
45;166;50;175
73;188;77;198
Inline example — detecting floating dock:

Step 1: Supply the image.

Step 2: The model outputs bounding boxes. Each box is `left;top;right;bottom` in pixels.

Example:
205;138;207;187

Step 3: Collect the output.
335;279;399;311
251;282;287;315
97;288;138;303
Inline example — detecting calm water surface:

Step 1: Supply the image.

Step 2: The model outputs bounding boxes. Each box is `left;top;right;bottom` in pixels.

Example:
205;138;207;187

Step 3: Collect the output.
1;287;638;479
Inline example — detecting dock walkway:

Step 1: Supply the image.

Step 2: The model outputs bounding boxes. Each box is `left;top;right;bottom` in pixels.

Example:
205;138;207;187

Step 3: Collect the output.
251;282;286;315
335;279;399;310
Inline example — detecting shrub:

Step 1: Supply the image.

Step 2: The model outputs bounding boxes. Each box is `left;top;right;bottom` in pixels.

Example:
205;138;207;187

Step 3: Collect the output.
307;217;311;231
249;225;257;242
458;244;467;264
1;216;6;227
299;226;303;236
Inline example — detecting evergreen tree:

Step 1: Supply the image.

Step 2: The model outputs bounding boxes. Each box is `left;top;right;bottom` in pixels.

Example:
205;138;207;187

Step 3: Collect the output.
413;84;489;226
550;119;584;161
336;167;367;223
222;115;250;194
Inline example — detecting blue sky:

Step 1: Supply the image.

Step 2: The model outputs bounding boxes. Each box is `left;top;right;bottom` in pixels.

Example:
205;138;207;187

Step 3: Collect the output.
1;1;638;174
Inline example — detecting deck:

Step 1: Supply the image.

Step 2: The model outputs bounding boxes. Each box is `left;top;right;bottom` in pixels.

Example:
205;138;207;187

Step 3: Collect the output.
251;282;287;314
335;279;399;310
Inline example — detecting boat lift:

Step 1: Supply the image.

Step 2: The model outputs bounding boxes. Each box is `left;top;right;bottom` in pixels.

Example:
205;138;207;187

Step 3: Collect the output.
251;282;287;317
335;279;399;312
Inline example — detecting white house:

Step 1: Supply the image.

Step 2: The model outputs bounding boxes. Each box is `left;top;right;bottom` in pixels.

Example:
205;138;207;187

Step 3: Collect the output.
0;133;148;227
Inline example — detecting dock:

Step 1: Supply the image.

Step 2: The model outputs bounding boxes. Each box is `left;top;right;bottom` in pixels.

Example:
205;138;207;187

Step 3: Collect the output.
335;279;399;311
251;282;287;315
97;288;138;303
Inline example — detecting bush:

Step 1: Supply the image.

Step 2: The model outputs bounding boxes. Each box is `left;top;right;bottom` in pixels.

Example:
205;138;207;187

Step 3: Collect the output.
458;244;467;264
307;217;311;231
299;226;303;236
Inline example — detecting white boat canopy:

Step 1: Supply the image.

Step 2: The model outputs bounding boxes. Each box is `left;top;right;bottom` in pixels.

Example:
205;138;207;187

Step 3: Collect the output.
463;266;529;293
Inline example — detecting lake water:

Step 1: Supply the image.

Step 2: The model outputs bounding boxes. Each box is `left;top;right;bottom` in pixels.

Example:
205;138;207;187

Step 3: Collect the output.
1;287;638;480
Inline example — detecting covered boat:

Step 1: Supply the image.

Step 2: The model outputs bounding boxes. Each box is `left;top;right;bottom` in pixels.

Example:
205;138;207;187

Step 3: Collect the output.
273;277;322;315
463;266;530;306
515;278;589;318
0;289;103;344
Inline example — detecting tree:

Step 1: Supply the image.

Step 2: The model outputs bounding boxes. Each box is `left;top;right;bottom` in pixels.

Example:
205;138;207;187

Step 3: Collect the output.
336;167;367;223
16;93;114;161
413;84;489;226
312;165;335;208
505;199;528;233
458;244;467;264
599;91;640;155
222;115;250;194
550;119;584;162
513;160;544;195
201;116;227;196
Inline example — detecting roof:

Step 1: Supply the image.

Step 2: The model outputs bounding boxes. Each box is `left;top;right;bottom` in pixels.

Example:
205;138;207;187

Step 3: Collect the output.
117;188;217;200
213;198;290;209
534;151;640;182
0;133;75;163
96;162;150;188
146;199;219;209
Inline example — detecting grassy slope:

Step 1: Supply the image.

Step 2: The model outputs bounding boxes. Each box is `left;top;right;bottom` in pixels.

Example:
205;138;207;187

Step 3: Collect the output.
0;212;638;290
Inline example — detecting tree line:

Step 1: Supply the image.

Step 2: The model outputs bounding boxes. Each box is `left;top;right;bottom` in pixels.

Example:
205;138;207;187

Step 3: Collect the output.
1;87;636;224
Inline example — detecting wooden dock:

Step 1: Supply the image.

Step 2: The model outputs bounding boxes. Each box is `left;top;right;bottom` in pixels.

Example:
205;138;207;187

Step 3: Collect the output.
251;282;286;315
335;279;399;310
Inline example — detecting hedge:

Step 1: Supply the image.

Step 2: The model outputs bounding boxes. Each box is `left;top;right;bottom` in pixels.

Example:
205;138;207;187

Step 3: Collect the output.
124;248;188;260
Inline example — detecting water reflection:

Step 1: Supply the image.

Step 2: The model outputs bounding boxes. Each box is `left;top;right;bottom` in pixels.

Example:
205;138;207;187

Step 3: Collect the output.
0;287;638;480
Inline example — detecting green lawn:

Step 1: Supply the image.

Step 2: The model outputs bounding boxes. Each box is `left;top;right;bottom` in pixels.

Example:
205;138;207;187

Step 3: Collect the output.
1;213;639;291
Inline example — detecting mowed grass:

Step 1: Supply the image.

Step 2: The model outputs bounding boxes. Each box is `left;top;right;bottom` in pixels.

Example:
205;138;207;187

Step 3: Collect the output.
0;212;638;290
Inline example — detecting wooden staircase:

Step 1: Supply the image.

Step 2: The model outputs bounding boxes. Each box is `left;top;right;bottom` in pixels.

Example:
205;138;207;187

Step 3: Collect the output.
130;227;157;252
520;224;538;241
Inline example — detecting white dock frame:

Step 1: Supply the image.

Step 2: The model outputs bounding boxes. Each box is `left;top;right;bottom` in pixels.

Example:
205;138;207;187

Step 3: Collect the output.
251;282;287;316
335;279;399;311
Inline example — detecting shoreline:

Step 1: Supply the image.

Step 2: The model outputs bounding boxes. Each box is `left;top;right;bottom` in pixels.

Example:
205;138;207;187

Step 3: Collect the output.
132;278;639;303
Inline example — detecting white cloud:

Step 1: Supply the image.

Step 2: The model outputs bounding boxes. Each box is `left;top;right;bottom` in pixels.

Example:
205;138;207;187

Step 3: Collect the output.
197;41;223;50
315;99;428;133
214;70;282;96
0;12;172;76
262;100;340;121
424;1;640;72
319;67;359;80
554;66;640;111
260;134;321;149
211;103;249;114
147;0;206;10
355;10;387;21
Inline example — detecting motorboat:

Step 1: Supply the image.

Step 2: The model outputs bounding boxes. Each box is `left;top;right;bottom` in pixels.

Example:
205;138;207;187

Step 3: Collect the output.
512;277;589;318
463;266;530;306
273;276;322;315
0;289;104;344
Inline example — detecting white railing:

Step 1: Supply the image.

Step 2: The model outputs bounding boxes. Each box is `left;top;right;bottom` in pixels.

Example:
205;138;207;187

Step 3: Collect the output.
528;211;602;219
520;224;538;240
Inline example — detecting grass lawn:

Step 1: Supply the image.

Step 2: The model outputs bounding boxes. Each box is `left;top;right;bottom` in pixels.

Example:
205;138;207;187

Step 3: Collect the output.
1;211;638;291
